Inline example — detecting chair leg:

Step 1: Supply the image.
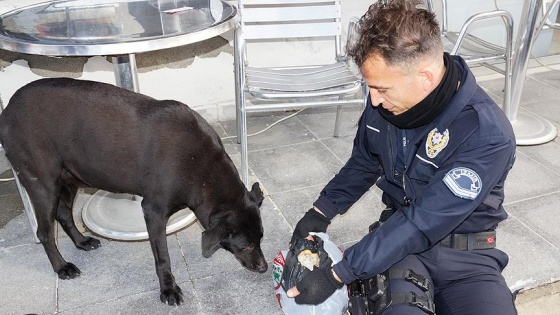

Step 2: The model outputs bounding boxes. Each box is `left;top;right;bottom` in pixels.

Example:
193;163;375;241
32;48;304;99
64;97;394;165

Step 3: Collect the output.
234;28;243;145
502;58;512;117
334;105;343;137
236;102;242;145
239;107;250;186
12;169;40;243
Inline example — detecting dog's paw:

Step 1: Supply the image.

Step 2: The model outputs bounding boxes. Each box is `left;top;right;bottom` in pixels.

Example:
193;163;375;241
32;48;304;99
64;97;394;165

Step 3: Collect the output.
160;285;184;306
57;263;81;279
77;237;101;251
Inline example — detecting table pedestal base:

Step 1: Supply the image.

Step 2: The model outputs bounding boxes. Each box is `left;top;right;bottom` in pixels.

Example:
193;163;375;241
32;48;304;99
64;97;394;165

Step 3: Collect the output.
511;111;557;146
82;191;196;241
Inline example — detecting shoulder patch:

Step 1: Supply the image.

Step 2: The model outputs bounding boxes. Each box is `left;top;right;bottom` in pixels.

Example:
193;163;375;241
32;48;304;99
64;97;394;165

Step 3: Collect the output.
442;167;482;200
426;128;449;158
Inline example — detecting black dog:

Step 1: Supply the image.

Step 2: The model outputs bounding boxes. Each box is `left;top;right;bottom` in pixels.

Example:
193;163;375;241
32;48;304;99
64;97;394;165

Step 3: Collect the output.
0;78;268;305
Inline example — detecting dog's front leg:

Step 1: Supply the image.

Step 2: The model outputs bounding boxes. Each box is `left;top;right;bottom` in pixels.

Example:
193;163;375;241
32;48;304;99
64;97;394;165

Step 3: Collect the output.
142;200;183;306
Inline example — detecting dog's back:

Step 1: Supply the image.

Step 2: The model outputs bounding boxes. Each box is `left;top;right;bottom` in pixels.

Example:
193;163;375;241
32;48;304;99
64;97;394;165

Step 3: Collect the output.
0;78;239;197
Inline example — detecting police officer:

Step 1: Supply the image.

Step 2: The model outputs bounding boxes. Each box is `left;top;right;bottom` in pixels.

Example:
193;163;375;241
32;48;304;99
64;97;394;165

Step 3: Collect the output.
286;1;517;314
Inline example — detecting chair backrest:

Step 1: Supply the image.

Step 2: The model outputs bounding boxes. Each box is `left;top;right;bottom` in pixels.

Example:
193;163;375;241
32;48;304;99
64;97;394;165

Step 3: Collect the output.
425;0;448;32
236;0;343;59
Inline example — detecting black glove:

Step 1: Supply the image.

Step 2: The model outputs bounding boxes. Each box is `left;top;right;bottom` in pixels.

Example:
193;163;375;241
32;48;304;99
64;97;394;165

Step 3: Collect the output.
290;208;331;244
294;267;344;305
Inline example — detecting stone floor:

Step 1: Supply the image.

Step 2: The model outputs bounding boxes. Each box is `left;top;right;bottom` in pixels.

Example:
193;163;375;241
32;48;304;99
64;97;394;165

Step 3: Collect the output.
1;56;560;313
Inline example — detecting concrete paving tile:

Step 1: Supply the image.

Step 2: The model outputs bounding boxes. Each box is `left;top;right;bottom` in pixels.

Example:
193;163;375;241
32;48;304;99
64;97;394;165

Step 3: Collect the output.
0;244;56;314
476;79;506;100
479;76;560;105
504;192;560;250
517;98;560;126
0;213;37;247
516;280;560;315
529;70;560;89
220;111;317;152
56;233;191;311
328;189;385;247
504;150;560;203
58;281;201;315
497;214;560;292
0;193;24;228
516;139;560;174
249;140;345;194
193;267;282;315
0;172;18;196
320;134;357;164
270;187;323;229
295;106;363;140
0;167;12;175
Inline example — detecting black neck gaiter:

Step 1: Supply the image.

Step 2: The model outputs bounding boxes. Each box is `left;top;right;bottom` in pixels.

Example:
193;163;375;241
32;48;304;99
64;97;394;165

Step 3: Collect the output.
378;53;459;129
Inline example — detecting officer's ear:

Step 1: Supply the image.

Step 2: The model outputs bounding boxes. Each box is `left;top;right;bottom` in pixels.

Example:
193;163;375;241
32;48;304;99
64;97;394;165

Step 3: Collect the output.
416;59;440;92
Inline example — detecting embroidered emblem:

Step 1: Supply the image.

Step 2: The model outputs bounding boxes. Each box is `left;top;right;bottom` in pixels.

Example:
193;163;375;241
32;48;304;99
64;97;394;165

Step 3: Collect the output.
426;128;449;158
443;167;482;200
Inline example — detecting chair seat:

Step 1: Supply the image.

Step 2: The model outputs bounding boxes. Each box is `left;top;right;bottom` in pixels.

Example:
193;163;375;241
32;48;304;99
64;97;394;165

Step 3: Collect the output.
443;32;506;63
246;61;362;99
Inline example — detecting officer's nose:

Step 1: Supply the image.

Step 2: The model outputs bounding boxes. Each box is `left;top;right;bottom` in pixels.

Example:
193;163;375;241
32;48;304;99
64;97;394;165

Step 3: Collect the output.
369;90;385;107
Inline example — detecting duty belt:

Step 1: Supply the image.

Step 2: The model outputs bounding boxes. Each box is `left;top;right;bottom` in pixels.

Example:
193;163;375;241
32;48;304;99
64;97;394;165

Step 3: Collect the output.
440;231;496;250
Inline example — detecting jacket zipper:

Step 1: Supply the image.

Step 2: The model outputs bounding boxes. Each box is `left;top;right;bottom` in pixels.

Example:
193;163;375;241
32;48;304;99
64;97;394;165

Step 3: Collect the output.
402;130;411;206
388;124;394;182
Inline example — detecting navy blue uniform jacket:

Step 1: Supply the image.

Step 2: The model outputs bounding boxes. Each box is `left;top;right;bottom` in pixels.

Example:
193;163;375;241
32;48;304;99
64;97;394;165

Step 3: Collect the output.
315;56;517;284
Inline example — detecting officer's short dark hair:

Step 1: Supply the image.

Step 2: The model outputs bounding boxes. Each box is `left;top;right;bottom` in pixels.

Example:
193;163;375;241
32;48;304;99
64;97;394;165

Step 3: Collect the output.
347;0;442;71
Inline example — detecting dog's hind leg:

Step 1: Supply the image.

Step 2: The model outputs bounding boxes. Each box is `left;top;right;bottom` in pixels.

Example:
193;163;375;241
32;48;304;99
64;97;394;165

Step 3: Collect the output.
16;165;80;279
56;181;101;251
141;198;183;306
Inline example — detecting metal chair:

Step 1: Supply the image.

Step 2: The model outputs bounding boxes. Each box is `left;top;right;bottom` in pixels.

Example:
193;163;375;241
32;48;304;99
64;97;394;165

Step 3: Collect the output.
536;0;560;36
234;0;367;185
426;0;514;113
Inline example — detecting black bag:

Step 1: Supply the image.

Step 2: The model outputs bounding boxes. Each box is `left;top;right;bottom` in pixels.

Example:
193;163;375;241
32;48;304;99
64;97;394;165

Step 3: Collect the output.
280;237;333;291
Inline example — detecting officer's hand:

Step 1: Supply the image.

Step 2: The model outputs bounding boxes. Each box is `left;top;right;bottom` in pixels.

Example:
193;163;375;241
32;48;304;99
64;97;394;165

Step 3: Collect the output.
290;208;331;245
286;267;343;305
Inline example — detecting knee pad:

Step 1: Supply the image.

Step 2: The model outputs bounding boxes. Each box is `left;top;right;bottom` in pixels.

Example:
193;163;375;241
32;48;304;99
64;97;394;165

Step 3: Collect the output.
348;268;435;315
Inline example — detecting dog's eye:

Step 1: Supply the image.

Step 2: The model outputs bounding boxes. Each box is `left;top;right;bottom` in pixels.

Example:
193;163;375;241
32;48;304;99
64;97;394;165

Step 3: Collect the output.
242;244;255;251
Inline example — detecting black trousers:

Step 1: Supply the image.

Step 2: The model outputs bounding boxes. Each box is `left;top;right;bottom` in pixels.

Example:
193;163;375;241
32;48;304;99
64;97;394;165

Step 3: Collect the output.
381;244;517;315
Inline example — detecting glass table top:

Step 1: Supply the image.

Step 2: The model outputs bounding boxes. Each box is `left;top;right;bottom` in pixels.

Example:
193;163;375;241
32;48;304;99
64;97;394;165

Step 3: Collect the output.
0;0;237;56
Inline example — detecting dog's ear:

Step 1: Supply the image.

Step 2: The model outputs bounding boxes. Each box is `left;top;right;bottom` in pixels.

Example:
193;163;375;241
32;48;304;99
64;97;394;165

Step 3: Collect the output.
201;225;228;258
249;182;264;207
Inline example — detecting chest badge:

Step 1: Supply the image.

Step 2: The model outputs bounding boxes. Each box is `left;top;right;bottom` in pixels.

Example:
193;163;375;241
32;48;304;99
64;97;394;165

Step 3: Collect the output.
426;128;449;158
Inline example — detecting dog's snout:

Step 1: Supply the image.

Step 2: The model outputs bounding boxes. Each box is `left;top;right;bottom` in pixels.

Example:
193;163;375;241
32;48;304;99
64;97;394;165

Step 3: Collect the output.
256;261;268;273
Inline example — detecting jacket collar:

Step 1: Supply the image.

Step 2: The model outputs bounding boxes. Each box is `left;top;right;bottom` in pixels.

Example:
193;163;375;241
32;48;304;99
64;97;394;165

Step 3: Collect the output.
434;55;477;130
